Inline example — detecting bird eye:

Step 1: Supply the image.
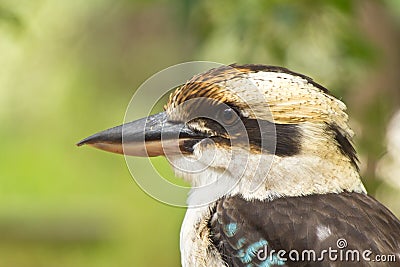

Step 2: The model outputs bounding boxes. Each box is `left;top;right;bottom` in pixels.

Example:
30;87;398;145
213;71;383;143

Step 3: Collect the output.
221;108;237;125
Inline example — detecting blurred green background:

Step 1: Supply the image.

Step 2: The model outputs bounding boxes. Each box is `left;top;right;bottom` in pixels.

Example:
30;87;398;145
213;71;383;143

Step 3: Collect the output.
1;0;400;266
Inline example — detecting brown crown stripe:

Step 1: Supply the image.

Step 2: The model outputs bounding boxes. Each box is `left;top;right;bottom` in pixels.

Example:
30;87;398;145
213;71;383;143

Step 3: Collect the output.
166;64;331;111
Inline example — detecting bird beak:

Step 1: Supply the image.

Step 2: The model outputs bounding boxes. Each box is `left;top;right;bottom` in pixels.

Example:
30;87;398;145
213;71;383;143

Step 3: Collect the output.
77;112;207;157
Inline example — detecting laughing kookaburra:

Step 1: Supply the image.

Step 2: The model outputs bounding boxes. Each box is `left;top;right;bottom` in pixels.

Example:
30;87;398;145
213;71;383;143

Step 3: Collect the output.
78;64;400;266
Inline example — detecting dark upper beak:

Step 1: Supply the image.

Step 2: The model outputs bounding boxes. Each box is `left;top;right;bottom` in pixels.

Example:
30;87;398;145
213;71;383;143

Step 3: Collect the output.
77;112;208;157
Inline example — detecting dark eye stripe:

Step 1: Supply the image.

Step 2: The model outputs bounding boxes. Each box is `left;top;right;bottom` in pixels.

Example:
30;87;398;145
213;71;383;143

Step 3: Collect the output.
190;117;302;157
327;123;359;171
185;101;302;156
242;119;301;156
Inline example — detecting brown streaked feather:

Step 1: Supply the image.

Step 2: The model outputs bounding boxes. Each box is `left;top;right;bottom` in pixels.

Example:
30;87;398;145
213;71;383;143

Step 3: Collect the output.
166;64;331;112
230;64;331;95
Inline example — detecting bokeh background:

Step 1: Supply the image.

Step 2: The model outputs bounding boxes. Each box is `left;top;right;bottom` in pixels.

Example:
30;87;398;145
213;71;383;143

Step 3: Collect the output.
1;0;400;266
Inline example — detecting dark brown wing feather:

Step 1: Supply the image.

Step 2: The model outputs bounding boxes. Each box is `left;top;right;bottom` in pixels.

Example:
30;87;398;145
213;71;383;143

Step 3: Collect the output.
209;192;400;267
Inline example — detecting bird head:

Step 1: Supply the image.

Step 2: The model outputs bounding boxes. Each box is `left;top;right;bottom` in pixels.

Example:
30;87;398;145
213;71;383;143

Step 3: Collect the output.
78;64;365;203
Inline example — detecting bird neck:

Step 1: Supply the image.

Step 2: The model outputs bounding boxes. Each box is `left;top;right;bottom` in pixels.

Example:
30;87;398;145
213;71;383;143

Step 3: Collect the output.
239;154;366;200
170;145;366;206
